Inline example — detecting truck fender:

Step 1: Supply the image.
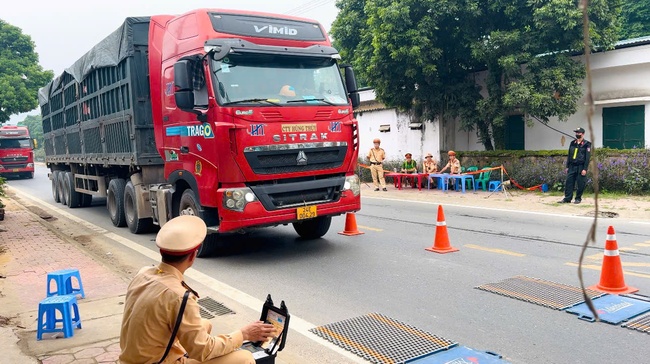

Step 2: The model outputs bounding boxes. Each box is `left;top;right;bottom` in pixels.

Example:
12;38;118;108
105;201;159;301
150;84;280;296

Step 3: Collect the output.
167;170;202;207
128;173;153;219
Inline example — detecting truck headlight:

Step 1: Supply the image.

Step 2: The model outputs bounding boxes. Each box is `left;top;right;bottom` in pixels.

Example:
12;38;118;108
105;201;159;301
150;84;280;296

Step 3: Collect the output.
223;188;257;212
343;174;361;196
27;163;34;168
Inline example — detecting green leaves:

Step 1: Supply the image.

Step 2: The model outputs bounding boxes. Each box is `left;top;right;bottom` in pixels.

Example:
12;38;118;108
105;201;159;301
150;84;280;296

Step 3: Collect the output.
0;20;53;124
331;0;622;150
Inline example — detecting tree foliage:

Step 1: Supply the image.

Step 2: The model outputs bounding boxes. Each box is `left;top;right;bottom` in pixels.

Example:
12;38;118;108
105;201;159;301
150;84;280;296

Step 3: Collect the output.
331;0;622;150
619;0;650;39
0;20;53;124
17;114;44;149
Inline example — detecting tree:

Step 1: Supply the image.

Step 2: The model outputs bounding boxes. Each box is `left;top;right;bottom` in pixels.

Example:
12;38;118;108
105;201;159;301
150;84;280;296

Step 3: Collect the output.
17;114;43;149
0;20;53;125
331;0;622;150
619;0;650;39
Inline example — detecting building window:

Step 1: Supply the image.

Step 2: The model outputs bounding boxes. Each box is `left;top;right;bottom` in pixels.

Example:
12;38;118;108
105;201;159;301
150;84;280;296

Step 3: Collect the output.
602;105;645;149
505;115;525;150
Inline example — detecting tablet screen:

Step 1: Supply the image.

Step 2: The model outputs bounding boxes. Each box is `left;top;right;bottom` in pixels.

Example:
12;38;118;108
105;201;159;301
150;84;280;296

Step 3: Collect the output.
262;310;286;352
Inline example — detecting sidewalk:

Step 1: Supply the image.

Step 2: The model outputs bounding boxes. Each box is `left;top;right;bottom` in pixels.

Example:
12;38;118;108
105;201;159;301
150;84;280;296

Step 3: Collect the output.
361;181;650;221
0;196;305;364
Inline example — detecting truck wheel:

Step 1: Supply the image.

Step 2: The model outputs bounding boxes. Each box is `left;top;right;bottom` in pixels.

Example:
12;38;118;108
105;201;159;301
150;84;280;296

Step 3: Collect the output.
107;178;127;227
178;189;215;258
51;171;61;203
293;216;332;239
124;180;152;234
58;172;68;206
64;172;82;208
81;193;93;207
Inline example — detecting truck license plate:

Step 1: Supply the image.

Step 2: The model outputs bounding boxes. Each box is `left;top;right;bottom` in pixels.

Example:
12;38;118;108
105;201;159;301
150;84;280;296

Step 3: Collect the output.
296;205;317;220
12;169;19;172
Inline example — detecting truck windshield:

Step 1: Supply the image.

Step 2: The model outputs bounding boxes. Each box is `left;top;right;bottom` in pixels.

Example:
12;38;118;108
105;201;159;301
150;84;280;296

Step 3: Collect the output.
0;139;30;149
212;54;349;106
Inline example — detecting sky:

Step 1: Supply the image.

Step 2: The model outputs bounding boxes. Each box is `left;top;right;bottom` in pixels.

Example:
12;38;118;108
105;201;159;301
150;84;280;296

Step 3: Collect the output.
3;0;339;123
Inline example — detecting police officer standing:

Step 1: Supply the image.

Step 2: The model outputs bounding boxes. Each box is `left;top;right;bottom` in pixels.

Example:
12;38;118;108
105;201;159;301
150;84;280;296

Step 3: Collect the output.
367;138;387;191
559;127;591;204
119;215;275;364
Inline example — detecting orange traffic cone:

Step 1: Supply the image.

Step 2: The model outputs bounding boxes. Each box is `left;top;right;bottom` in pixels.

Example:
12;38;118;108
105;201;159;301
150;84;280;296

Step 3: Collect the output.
588;226;638;294
338;212;364;236
426;205;459;254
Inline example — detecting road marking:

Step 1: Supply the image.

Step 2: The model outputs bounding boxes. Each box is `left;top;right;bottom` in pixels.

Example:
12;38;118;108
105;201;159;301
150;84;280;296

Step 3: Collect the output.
11;187;366;363
635;243;650;247
357;225;383;232
565;263;650;279
464;244;525;257
363;196;650;224
619;247;638;251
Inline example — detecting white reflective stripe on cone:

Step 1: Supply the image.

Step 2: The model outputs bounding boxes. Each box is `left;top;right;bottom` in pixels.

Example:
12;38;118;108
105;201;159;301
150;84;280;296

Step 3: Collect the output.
436;221;447;226
606;234;616;240
604;249;620;256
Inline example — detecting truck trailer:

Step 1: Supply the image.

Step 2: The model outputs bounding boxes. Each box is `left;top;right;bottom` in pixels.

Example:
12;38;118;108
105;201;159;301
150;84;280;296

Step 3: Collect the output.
38;9;362;256
0;125;35;179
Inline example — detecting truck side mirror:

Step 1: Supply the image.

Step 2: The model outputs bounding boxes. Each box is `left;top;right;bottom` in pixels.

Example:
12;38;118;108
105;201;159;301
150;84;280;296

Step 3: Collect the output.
342;65;360;109
174;60;195;111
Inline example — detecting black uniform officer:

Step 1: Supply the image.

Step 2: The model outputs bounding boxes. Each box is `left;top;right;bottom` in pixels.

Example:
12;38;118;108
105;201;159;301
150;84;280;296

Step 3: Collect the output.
559;127;591;204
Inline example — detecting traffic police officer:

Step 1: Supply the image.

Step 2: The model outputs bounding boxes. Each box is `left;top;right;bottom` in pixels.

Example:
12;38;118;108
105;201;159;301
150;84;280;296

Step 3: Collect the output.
559;127;591;204
367;138;387;191
119;215;275;364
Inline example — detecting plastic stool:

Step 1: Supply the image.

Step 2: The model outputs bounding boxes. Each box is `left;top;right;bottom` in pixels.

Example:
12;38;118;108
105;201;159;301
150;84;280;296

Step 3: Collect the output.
37;295;82;340
488;181;502;192
47;269;85;298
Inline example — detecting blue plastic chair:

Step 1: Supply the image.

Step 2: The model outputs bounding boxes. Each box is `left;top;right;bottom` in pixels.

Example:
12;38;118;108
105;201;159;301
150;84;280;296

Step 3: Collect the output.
37;295;82;340
47;269;85;298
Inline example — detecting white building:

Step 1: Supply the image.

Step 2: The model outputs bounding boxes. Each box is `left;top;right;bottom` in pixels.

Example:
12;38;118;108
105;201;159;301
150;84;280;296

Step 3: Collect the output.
356;36;650;162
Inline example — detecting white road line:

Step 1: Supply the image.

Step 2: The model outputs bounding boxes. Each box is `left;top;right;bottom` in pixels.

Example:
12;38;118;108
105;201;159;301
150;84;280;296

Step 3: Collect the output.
363;196;649;223
12;187;366;363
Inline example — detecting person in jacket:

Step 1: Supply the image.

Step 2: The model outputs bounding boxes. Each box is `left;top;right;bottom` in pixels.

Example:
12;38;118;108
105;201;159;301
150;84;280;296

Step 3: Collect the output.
559;127;591;204
119;215;275;364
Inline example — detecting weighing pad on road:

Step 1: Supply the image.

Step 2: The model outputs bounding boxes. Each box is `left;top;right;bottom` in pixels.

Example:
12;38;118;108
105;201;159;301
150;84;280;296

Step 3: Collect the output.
406;346;509;364
476;276;604;310
566;294;650;325
310;313;456;364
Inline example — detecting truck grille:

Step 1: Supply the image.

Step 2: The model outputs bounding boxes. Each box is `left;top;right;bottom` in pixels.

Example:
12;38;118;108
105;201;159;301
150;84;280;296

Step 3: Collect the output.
244;142;347;175
249;175;345;211
1;157;28;163
1;164;28;169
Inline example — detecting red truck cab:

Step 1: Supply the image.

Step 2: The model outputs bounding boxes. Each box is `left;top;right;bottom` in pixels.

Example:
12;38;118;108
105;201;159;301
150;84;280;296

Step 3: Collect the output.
0;125;35;179
149;9;361;236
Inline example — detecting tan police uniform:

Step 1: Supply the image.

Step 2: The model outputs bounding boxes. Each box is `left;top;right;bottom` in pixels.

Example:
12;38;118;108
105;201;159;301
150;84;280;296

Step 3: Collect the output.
119;216;254;364
367;139;387;189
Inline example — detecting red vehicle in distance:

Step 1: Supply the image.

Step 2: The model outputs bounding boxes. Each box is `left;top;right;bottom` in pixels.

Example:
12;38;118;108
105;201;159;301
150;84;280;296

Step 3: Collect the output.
0;125;35;179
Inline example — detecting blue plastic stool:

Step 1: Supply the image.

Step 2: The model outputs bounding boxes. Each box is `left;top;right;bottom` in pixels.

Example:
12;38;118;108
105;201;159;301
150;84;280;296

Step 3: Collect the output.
47;269;85;298
37;295;82;340
488;181;502;192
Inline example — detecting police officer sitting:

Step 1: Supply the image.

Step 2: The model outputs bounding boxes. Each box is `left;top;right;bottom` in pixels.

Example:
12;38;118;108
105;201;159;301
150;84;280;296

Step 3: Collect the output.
119;215;275;364
559;127;591;204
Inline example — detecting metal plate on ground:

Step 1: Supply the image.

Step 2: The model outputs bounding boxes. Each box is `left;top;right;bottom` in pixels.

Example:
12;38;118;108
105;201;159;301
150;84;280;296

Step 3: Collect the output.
475;276;605;310
566;294;650;325
622;313;650;334
406;346;509;364
310;313;457;364
197;297;235;317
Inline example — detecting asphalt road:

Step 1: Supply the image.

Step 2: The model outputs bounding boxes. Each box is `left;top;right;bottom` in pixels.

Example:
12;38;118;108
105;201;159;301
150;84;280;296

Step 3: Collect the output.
6;165;650;363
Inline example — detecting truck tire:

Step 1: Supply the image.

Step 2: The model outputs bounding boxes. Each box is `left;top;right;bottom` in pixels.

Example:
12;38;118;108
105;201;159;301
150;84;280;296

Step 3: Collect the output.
81;193;93;207
64;172;82;208
178;189;215;258
293;216;332;239
58;172;68;206
124;180;153;234
51;171;61;203
107;178;127;227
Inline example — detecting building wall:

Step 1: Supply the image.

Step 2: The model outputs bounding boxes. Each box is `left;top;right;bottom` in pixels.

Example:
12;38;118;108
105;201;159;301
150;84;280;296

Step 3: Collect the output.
358;42;650;153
